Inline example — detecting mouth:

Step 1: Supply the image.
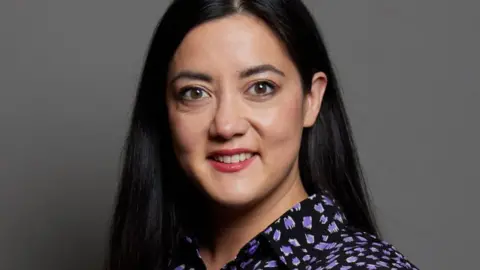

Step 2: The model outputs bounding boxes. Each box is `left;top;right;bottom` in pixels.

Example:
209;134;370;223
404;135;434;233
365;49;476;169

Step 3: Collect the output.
207;149;257;173
210;152;254;164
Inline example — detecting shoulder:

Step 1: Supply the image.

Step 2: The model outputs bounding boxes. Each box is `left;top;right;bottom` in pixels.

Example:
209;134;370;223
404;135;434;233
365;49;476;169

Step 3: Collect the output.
308;229;419;270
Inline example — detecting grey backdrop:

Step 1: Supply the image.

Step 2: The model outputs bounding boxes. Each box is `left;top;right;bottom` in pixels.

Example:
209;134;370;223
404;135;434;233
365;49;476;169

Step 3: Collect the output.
1;1;478;270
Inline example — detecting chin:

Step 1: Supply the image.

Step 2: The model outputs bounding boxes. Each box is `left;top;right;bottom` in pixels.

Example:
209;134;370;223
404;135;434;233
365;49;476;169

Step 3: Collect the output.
206;187;264;209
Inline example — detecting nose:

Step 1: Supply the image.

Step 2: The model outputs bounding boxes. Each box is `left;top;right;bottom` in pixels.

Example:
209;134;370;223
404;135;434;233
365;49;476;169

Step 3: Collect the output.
209;93;248;140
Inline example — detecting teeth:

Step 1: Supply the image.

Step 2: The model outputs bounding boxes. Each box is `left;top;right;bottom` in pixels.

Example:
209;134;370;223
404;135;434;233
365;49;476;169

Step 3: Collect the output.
213;153;253;163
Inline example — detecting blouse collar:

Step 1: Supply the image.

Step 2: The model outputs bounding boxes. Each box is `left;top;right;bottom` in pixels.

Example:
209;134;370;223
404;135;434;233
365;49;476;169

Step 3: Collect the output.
257;193;348;268
173;193;348;269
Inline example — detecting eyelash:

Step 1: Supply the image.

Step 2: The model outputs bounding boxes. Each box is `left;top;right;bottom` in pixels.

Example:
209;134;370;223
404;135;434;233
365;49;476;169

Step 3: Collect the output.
245;80;278;97
177;80;278;101
178;87;210;101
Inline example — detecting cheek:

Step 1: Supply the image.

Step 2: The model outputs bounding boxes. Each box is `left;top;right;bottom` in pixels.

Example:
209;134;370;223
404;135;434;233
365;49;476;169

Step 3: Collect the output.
168;106;210;157
253;93;305;150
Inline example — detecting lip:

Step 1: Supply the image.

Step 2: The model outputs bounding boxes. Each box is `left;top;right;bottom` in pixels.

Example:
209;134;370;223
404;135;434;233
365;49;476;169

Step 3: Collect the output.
207;148;257;173
208;148;255;157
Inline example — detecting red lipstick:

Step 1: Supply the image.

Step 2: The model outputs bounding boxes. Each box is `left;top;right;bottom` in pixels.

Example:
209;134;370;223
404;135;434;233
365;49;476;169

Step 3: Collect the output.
208;148;256;173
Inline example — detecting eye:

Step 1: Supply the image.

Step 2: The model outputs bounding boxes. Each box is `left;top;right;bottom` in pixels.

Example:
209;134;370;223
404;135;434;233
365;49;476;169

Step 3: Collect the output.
246;81;277;96
179;87;210;101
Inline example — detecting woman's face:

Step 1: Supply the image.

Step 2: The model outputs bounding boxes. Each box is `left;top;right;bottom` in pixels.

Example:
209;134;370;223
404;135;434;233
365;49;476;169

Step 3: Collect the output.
166;14;326;208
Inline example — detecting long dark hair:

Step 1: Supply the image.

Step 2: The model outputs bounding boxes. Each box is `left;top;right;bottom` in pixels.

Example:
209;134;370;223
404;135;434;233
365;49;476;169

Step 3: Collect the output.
108;0;378;269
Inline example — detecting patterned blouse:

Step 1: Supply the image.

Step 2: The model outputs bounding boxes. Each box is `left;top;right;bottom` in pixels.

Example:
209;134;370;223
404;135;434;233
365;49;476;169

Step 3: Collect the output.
168;193;419;269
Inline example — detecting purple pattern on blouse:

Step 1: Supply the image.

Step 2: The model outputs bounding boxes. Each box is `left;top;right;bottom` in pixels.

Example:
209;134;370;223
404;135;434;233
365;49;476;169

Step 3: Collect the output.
168;193;419;269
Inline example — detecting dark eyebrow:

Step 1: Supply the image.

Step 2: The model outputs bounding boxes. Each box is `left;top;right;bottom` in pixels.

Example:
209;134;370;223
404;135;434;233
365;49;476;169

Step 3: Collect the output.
240;64;285;78
169;71;213;85
169;64;285;85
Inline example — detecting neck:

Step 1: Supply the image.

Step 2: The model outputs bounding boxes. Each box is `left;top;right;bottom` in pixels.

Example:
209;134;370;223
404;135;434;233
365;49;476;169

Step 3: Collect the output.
198;172;308;268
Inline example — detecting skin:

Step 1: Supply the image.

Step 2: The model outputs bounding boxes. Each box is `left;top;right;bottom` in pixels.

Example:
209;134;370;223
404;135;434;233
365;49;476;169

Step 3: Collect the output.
166;13;327;269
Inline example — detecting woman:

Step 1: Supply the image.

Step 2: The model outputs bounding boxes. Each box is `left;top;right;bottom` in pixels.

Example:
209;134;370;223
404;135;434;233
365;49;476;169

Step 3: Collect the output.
108;0;418;269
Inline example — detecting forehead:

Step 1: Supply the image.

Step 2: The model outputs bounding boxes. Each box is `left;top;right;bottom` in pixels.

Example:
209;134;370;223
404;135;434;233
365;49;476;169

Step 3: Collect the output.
169;13;295;76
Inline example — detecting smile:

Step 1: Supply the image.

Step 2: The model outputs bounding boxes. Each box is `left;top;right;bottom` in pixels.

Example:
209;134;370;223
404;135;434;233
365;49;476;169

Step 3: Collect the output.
208;149;257;173
212;153;253;164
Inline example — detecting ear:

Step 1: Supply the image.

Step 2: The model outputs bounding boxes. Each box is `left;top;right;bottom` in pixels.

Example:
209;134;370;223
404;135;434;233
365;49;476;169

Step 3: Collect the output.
303;72;327;127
